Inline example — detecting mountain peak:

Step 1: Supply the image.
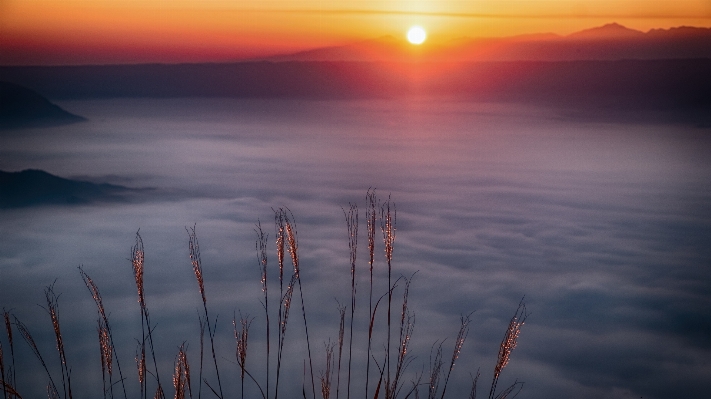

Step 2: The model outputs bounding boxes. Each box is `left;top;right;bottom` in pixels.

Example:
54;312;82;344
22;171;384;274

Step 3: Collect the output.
568;23;645;39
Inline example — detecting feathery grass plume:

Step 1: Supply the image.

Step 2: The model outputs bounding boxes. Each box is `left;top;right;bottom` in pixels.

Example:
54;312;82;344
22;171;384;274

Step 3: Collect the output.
132;232;164;399
426;342;443;399
389;275;415;399
275;273;296;399
488;299;527;399
187;225;223;399
380;196;396;394
439;312;473;399
273;209;287;399
154;386;164;399
3;310;16;399
97;320;111;399
79;267;127;399
283;210;316;399
319;340;335;399
43;283;72;399
468;370;480;399
274;209;286;302
335;301;346;399
342;203;358;399
254;220;270;399
364;188;378;399
136;342;146;399
12;316;59;399
172;343;190;399
48;383;60;399
233;312;254;399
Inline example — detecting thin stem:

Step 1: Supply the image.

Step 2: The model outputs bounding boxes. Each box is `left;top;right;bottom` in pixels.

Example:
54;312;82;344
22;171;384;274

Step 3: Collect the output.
381;197;396;398
342;204;358;399
255;221;270;399
365;189;377;399
188;226;223;399
284;210;316;399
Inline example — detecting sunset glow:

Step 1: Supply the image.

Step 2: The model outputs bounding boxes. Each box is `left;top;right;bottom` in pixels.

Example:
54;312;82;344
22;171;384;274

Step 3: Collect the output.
1;0;710;64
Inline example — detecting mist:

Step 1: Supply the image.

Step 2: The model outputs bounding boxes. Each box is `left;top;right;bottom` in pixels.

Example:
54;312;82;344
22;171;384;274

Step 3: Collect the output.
1;97;710;399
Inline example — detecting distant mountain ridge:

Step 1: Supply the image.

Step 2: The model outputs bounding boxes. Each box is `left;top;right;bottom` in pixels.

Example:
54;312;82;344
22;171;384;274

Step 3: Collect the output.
265;23;711;62
0;81;85;129
0;169;130;208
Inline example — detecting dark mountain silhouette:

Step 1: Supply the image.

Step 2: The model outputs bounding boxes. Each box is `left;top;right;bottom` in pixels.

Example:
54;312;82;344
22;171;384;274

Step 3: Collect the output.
0;169;131;208
263;23;711;62
567;22;646;39
0;81;85;129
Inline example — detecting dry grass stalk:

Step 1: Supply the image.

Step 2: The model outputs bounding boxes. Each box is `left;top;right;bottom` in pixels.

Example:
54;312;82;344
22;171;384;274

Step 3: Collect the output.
3;310;15;398
97;320;113;399
43;283;72;399
79;267;127;399
275;273;296;399
132;233;164;399
196;315;204;399
172;343;190;399
283;211;316;399
13;316;59;399
233;312;254;399
48;383;60;399
490;380;523;399
488;300;527;399
1;341;6;399
136;341;147;398
468;370;480;399
0;380;21;399
439;312;473;399
335;301;346;399
364;189;378;399
132;234;146;309
319;340;335;399
187;226;223;399
380;196;396;395
154;385;164;399
426;342;444;399
389;276;415;399
343;203;358;399
255;221;270;399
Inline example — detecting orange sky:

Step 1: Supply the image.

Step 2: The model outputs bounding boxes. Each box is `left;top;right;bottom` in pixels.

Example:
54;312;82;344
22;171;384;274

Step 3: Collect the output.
1;0;710;65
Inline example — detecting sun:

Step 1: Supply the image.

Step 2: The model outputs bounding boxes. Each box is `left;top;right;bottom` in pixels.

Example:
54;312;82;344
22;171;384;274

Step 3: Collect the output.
407;26;427;45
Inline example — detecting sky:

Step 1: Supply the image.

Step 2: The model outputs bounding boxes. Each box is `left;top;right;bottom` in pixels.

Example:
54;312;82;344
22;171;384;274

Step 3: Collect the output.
1;0;711;65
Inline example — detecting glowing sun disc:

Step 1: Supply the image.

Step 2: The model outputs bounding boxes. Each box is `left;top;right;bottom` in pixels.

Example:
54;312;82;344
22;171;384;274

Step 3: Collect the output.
407;26;427;45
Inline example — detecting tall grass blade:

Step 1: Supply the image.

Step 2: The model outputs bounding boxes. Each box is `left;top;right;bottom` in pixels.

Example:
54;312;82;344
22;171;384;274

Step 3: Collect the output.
12;316;59;399
254;221;270;399
187;226;223;399
283;210;316;399
335;301;346;399
342;203;358;399
79;267;127;399
364;189;378;399
439;312;473;399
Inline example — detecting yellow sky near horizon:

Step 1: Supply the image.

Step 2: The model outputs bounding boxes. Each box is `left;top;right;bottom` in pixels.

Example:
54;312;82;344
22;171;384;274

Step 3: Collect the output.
2;0;711;64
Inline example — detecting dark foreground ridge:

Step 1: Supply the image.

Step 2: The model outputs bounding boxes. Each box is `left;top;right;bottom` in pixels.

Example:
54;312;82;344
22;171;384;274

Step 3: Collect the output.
0;81;85;129
0;169;131;208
